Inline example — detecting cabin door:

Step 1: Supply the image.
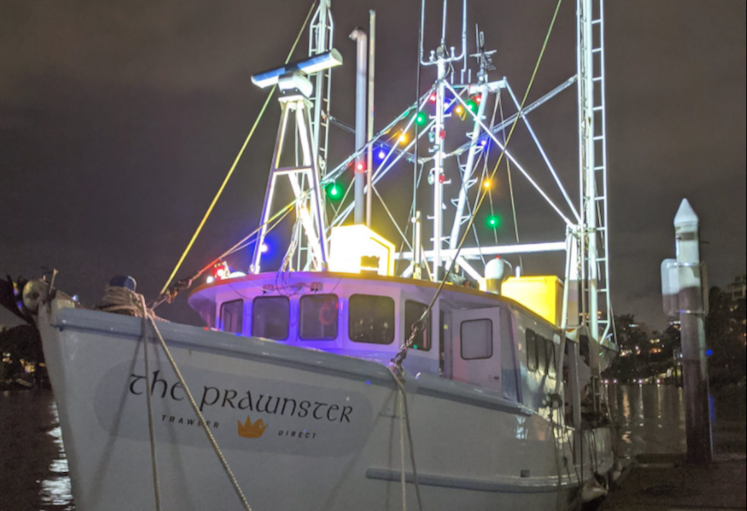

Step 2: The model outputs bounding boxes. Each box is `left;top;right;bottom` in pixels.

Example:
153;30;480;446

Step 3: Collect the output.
452;307;502;392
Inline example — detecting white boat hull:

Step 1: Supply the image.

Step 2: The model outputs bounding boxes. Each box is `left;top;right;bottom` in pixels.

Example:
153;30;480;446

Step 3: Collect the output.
39;303;614;511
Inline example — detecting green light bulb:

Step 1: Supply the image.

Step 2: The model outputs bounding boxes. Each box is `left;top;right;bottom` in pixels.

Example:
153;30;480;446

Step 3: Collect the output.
487;215;501;229
326;182;343;201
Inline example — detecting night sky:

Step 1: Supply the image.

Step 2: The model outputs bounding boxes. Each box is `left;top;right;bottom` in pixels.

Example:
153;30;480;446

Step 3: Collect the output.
1;0;745;332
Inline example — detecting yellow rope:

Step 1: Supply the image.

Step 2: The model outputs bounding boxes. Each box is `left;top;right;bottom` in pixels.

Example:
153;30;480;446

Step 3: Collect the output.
159;1;319;296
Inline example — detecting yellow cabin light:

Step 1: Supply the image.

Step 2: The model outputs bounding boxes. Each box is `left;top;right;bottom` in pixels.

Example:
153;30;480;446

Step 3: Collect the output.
501;276;563;326
328;225;395;277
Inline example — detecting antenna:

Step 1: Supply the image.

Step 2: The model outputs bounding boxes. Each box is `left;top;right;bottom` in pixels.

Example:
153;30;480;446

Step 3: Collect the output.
418;0;468;280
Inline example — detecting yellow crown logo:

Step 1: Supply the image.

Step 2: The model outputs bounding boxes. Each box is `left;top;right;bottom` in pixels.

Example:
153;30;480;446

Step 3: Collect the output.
237;416;268;439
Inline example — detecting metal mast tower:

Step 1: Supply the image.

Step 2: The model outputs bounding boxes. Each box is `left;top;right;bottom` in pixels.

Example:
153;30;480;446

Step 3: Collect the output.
309;0;335;177
578;0;612;344
419;0;467;280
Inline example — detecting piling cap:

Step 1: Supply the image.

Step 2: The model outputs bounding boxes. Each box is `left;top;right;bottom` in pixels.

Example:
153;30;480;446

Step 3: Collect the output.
674;199;699;228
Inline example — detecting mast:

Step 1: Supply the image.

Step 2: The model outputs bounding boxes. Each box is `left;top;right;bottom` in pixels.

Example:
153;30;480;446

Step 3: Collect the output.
309;0;335;177
420;0;468;280
578;0;612;346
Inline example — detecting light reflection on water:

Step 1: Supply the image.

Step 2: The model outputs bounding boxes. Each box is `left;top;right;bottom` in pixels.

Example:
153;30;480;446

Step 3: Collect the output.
38;406;73;510
607;384;687;461
607;383;746;462
0;385;744;510
0;391;74;511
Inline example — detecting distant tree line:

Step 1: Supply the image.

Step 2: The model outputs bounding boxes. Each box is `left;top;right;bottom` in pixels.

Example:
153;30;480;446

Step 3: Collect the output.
605;286;746;388
0;324;46;388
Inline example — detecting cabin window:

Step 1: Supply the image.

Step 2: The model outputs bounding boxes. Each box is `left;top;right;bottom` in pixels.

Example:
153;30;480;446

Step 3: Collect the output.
461;319;493;360
252;296;290;340
300;294;339;340
537;335;548;375
526;329;538;371
405;301;431;351
349;295;395;345
220;300;243;334
546;339;557;378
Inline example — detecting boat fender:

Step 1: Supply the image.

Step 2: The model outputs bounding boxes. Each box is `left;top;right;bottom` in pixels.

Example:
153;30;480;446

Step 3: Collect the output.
581;478;608;503
22;279;50;313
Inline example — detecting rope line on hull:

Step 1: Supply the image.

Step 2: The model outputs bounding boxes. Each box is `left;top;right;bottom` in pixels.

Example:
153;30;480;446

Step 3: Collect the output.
140;295;163;511
390;366;424;511
142;307;254;511
104;287;255;511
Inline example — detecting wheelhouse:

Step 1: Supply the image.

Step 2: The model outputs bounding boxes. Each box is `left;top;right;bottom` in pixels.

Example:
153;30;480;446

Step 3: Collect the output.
189;272;567;416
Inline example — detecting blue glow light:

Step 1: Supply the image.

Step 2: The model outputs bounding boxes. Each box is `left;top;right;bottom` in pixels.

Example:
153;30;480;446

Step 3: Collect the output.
707;349;714;357
377;148;387;160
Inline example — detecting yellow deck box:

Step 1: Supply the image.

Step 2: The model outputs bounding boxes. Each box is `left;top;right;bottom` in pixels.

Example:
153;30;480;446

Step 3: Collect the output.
502;276;564;326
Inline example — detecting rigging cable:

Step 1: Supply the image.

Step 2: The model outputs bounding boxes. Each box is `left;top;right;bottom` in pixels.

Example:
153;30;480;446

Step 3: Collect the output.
393;0;565;370
158;0;319;297
499;91;525;270
485;92;501;246
151;198;296;308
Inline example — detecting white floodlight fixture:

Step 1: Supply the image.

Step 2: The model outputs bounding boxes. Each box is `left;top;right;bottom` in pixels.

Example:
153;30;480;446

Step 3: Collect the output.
251;49;343;90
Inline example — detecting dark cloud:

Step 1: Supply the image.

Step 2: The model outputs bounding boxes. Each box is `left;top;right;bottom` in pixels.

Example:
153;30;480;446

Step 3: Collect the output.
1;0;744;331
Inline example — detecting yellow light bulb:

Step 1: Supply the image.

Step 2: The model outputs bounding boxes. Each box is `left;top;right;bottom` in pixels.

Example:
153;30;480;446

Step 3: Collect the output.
483;180;492;189
399;134;407;144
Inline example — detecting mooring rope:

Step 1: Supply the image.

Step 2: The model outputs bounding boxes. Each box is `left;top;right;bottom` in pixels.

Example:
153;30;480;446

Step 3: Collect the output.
389;365;424;511
399;396;408;511
144;309;254;511
105;287;255;511
139;296;163;511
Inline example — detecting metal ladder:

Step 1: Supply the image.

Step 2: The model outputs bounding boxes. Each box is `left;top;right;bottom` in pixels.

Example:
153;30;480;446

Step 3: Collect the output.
579;0;613;346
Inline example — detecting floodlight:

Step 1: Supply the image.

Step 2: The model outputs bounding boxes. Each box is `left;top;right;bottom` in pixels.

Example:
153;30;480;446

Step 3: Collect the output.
251;49;343;90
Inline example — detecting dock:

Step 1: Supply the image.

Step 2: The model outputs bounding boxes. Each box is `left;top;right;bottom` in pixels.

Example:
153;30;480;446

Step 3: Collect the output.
602;453;747;510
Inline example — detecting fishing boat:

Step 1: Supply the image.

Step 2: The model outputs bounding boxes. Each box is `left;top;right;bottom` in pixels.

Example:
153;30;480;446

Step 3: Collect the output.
2;0;619;509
